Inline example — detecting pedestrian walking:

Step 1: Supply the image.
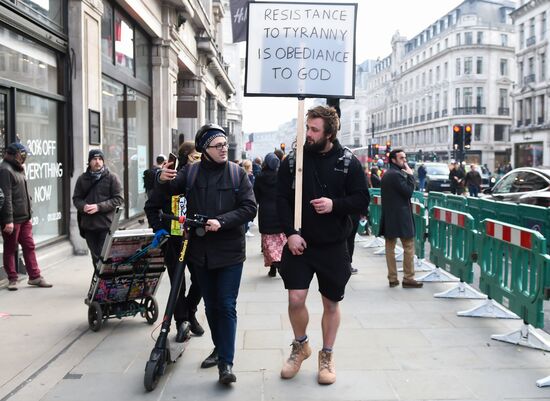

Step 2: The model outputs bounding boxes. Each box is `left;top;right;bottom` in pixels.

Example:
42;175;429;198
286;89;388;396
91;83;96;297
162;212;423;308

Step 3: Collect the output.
417;162;427;191
277;105;369;385
242;160;255;238
144;142;204;343
73;149;124;268
464;164;482;197
143;154;166;198
369;166;381;188
253;152;286;277
379;149;423;289
158;124;256;385
449;161;465;195
0;142;53;291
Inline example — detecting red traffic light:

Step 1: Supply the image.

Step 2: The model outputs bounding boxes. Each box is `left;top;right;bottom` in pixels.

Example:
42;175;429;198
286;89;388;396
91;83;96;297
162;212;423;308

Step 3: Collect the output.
453;125;461;133
280;143;286;150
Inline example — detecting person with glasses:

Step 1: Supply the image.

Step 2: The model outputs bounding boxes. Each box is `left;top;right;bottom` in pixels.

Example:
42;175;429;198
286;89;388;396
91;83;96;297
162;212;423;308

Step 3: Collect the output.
158;124;256;385
0;142;53;290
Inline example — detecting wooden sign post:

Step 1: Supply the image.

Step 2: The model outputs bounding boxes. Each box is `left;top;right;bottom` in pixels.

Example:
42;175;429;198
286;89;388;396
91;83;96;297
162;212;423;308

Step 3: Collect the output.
294;98;305;231
244;1;357;231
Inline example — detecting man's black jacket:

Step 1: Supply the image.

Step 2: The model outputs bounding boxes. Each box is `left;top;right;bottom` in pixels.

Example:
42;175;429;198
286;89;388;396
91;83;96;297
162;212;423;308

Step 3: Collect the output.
157;158;257;269
276;140;370;246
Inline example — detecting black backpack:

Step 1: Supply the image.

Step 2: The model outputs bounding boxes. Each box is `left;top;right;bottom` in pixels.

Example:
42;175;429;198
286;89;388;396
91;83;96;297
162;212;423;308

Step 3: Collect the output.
143;167;159;192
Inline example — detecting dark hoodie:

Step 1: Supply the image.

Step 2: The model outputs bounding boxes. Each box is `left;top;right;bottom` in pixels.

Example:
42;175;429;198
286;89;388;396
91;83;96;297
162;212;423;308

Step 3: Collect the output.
276;140;370;246
0;158;32;224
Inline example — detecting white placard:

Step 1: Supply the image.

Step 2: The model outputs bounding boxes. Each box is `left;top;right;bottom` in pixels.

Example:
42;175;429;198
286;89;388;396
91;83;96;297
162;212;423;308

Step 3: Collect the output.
245;2;357;98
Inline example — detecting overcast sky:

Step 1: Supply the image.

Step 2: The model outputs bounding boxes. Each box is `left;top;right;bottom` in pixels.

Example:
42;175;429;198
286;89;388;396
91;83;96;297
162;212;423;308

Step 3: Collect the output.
241;0;476;133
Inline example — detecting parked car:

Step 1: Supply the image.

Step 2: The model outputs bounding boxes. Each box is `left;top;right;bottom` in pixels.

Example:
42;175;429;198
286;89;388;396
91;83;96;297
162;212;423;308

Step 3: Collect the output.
464;164;496;190
482;167;550;207
414;162;452;192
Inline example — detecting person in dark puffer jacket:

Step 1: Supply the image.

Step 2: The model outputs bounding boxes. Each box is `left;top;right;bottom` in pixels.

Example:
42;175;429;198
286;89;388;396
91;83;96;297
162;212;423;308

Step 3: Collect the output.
0;142;52;291
73;149;123;268
253;152;286;277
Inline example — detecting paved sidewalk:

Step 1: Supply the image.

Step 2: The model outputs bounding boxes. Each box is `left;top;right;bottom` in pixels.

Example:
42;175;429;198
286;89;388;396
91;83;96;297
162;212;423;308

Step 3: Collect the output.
1;229;550;401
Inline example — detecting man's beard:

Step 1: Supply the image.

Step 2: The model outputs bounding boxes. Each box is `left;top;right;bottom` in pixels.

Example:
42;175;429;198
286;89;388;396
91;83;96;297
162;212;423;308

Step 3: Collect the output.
304;136;329;153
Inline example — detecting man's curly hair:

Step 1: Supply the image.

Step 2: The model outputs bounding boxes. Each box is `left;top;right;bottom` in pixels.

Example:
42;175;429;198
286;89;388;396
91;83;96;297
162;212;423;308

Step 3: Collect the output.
306;105;340;142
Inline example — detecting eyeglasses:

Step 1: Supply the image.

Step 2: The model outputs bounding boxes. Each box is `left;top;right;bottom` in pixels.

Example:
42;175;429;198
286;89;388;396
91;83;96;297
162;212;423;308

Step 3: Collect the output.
207;142;229;150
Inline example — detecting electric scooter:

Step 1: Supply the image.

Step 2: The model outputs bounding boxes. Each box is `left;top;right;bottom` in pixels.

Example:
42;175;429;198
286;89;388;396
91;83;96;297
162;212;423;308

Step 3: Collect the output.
144;212;208;391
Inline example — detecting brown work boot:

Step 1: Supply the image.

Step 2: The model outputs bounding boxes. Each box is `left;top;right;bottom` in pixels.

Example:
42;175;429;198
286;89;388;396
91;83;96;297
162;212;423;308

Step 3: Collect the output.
402;278;423;288
318;350;336;385
281;339;312;379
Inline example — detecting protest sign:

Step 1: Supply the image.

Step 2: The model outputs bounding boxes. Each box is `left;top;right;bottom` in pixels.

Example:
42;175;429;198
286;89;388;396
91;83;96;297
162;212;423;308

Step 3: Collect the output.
245;2;357;98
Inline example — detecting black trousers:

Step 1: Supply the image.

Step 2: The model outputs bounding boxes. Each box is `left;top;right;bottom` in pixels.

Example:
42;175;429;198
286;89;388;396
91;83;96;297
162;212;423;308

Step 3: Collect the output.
346;214;360;264
164;236;202;324
84;230;108;269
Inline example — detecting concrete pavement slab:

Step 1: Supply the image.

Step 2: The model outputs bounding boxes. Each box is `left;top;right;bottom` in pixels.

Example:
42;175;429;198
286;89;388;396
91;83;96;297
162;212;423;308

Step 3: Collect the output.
4;232;550;400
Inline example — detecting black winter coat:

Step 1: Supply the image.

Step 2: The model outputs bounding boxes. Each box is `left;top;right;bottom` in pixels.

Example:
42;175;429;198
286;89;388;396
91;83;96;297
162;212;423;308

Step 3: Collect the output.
159;158;257;270
379;163;415;239
277;140;370;246
73;168;124;232
253;168;282;234
0;159;32;224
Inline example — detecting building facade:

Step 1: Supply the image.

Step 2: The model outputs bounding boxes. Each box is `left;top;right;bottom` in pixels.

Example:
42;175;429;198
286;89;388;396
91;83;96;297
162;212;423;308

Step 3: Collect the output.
510;0;550;167
0;0;239;281
341;0;517;171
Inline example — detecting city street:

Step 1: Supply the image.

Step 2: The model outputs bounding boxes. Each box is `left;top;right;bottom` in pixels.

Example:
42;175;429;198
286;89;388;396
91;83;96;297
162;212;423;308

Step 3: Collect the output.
1;228;550;401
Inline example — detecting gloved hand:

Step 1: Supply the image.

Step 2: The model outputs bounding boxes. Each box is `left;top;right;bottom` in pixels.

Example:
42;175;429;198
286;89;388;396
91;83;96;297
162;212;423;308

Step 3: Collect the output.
151;229;169;248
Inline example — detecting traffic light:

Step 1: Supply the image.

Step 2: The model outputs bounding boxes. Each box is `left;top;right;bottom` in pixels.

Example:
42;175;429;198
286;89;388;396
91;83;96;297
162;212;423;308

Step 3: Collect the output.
385;141;392;158
464;124;472;149
280;143;286;153
452;124;463;151
374;144;379;155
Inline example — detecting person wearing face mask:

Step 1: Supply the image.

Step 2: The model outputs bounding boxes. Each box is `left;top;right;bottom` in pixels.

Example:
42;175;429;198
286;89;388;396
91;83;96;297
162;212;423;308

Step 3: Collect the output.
276;105;369;385
158;124;256;385
0;142;53;291
73;149;123;268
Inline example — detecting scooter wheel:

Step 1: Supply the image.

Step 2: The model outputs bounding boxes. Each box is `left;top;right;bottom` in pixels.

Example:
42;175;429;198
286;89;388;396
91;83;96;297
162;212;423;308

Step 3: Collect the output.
144;296;158;324
88;302;103;332
144;360;162;391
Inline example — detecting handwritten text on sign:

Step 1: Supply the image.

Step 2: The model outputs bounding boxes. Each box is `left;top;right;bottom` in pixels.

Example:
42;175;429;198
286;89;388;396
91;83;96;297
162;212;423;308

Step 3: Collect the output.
245;2;356;98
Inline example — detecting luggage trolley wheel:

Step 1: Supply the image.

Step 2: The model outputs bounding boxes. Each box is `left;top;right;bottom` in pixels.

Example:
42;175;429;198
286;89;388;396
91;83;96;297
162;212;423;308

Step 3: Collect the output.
143;296;159;324
88;301;103;332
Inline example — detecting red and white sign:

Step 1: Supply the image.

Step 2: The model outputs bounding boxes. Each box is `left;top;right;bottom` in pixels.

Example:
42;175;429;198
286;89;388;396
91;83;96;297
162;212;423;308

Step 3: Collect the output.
433;207;467;228
485;220;533;250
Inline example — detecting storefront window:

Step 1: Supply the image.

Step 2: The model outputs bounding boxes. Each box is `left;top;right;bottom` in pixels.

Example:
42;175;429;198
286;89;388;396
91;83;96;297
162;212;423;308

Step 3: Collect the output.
16;92;62;243
0;25;58;94
7;0;64;32
135;29;150;84
515;142;543;167
101;76;125;198
115;11;134;73
127;89;149;217
101;1;113;60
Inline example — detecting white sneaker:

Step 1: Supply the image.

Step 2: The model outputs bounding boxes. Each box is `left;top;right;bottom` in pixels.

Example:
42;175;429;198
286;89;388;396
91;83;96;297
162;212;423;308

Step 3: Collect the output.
245;231;255;237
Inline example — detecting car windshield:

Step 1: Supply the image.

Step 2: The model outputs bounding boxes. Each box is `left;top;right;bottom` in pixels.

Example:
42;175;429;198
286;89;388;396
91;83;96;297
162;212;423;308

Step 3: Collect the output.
426;165;448;175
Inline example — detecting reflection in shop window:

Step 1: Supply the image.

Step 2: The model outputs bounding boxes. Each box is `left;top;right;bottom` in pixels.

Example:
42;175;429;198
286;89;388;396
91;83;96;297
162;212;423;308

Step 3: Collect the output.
127;89;149;217
0;26;58;94
8;0;64;31
102;76;125;202
115;12;134;73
